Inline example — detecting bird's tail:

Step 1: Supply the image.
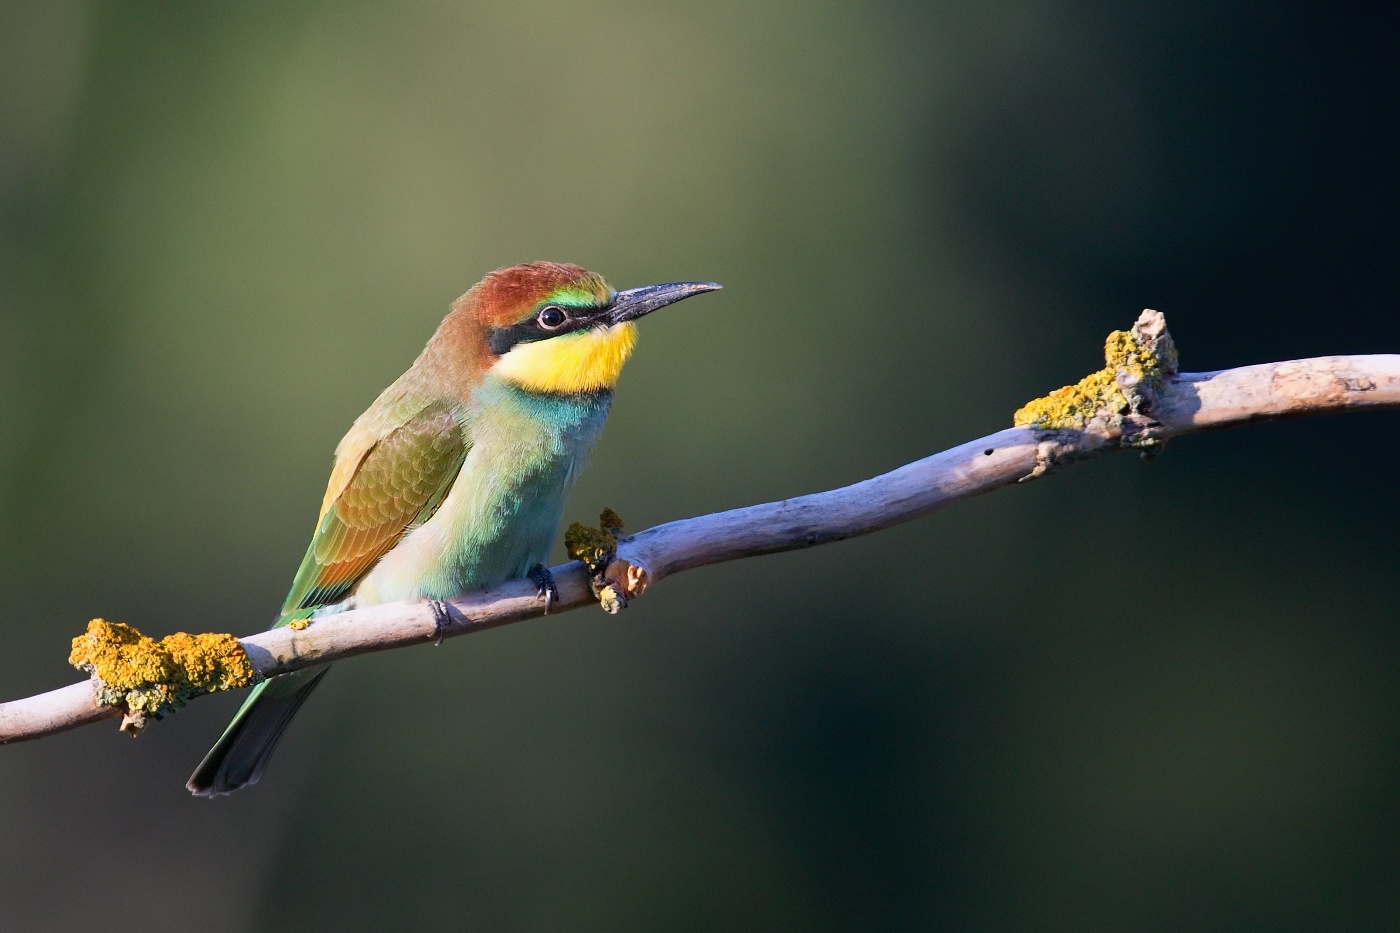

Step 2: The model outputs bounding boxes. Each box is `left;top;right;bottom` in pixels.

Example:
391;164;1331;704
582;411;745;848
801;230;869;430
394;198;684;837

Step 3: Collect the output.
186;665;330;797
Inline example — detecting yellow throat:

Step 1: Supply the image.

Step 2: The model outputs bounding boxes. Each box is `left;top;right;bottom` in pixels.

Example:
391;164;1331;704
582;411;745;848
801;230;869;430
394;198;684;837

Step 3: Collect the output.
492;322;639;394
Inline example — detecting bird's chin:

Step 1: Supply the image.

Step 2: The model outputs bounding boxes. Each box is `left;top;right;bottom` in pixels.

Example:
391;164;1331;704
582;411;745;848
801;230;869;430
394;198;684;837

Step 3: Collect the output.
492;322;638;394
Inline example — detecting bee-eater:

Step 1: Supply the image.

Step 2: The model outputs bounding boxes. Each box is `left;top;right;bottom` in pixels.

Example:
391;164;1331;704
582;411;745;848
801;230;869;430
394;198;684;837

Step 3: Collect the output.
187;263;719;796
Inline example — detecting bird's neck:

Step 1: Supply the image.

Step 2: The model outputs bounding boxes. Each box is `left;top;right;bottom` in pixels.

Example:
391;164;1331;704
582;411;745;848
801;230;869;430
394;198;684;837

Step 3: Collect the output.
478;373;615;422
406;307;491;401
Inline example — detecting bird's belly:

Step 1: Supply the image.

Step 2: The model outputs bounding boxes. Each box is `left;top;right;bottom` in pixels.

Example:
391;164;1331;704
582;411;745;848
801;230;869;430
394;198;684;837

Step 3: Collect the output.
350;458;575;605
350;384;609;606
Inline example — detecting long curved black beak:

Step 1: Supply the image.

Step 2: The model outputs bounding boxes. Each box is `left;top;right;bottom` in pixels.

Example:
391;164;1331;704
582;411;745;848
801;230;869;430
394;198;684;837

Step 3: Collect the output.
606;281;722;325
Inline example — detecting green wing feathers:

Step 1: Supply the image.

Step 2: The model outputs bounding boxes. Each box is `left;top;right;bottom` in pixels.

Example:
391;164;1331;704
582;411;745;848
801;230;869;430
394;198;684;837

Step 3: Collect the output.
280;402;469;616
187;401;469;796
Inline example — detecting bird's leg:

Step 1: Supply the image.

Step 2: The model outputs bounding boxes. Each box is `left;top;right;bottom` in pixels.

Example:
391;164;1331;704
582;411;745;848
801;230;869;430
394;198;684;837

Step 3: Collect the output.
528;564;558;614
428;599;454;646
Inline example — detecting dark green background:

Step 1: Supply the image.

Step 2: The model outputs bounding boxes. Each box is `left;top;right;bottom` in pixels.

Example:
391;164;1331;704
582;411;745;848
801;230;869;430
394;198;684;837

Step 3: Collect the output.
2;2;1398;930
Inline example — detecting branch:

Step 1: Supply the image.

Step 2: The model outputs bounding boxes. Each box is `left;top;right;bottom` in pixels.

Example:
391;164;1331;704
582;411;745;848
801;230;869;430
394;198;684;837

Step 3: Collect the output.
4;312;1398;745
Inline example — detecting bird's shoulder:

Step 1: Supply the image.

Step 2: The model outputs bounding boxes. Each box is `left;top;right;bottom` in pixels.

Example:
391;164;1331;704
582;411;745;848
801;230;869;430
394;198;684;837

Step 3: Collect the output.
280;394;471;616
319;391;468;522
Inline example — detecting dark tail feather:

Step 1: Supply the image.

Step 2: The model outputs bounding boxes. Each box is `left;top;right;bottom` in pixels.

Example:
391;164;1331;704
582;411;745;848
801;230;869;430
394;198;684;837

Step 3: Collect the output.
186;666;330;797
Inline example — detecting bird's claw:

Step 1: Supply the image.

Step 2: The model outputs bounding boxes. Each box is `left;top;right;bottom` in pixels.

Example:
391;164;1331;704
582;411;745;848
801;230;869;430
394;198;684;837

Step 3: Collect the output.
528;564;558;614
429;599;454;646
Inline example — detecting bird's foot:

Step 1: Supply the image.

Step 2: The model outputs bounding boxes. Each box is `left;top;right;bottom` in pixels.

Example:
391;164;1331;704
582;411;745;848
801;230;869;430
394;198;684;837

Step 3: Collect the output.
429;599;454;646
528;564;558;614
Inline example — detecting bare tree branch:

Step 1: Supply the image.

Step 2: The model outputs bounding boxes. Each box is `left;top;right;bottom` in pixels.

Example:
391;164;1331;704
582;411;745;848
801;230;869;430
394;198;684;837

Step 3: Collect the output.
4;312;1398;745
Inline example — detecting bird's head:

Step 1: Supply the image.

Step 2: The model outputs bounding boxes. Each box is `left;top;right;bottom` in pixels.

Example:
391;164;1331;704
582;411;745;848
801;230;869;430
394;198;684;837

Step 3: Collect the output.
462;262;720;394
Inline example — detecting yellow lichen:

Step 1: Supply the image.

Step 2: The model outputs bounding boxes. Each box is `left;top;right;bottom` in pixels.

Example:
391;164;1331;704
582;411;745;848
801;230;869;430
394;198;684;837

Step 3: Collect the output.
596;582;626;614
565;509;624;575
69;619;260;729
286;618;310;631
566;510;648;614
1014;325;1175;429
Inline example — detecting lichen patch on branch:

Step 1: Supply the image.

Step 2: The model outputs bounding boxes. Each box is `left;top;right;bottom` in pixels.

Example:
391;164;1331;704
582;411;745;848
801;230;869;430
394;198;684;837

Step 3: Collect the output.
1014;310;1178;431
68;619;260;735
564;508;624;574
565;509;648;614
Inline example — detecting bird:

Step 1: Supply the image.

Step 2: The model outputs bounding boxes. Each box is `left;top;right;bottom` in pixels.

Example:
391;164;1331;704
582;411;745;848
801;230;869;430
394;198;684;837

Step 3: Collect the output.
187;262;720;796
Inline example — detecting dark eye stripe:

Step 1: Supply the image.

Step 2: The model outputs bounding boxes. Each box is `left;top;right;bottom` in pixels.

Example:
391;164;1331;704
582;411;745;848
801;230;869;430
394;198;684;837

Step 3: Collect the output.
488;302;605;355
487;322;540;355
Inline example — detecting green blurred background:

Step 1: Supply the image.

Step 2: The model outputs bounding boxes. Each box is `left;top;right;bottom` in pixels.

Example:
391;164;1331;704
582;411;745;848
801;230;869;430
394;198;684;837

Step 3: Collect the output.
3;2;1398;930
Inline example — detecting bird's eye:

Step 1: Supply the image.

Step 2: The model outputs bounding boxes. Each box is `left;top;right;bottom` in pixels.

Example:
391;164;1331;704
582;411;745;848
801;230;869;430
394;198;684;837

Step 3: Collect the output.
537;306;567;329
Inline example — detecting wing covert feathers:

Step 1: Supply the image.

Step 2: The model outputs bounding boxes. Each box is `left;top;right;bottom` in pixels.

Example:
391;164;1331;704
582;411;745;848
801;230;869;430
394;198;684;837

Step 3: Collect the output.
281;402;468;615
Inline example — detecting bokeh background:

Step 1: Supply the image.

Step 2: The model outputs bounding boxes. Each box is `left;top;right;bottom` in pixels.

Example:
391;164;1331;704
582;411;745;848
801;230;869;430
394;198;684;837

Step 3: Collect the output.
3;2;1398;930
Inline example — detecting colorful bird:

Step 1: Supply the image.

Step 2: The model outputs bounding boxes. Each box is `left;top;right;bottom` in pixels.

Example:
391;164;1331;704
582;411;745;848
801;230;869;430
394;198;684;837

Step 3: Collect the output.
187;263;720;795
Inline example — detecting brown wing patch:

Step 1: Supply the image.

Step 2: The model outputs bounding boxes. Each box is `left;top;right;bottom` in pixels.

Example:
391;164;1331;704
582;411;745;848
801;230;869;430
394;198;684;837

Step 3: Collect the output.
281;405;467;615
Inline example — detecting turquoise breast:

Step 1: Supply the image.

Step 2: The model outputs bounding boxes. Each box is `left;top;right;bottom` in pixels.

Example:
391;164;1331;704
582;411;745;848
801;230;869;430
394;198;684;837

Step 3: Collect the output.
452;378;613;587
